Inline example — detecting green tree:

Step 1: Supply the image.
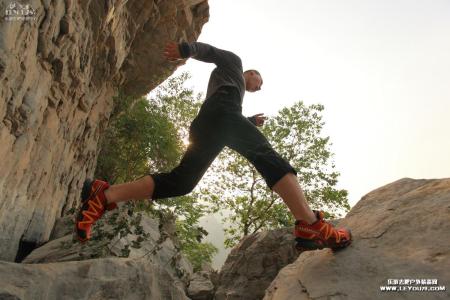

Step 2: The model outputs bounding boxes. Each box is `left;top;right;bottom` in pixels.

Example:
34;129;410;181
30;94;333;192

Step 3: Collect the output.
150;72;204;142
94;72;217;269
134;194;218;272
207;101;349;248
170;196;218;272
147;73;218;270
95;91;182;183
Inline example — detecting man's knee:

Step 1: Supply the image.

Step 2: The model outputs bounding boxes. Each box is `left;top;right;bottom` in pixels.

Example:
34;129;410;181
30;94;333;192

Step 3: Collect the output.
171;179;197;197
152;173;198;199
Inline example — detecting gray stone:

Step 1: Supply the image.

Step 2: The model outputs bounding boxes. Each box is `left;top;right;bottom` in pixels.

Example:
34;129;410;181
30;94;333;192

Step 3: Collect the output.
214;227;300;300
188;271;215;300
49;215;75;241
0;257;189;300
264;178;450;300
22;209;193;287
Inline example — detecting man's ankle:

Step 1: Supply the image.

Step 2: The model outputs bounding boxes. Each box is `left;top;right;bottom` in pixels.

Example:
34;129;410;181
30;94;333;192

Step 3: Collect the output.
104;189;112;205
296;213;318;225
306;212;318;225
307;218;318;225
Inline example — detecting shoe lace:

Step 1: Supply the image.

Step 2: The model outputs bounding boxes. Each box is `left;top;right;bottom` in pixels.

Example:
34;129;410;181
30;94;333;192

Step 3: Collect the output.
320;222;341;243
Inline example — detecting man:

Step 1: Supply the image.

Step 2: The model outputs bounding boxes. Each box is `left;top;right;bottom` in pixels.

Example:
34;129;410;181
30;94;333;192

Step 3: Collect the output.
76;41;352;252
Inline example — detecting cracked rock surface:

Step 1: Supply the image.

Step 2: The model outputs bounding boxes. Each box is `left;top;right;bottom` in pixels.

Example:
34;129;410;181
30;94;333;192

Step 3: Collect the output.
264;178;450;300
214;228;299;300
0;210;194;300
0;0;208;261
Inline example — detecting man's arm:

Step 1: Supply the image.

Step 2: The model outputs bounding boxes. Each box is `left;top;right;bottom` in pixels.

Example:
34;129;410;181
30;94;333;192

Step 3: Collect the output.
178;41;242;69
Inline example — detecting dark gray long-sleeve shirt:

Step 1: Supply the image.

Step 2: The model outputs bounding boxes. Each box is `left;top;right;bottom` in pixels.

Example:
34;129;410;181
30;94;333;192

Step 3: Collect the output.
179;42;246;104
179;42;258;125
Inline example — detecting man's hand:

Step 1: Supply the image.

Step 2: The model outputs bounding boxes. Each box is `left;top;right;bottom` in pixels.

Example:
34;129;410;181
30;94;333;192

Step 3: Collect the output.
163;42;182;62
252;113;268;127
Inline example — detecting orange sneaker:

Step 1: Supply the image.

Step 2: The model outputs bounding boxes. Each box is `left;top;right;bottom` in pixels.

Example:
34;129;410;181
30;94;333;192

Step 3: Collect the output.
75;179;117;242
294;210;352;251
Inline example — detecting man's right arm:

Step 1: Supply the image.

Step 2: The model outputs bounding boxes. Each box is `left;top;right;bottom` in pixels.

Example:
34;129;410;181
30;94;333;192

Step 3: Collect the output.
178;42;242;71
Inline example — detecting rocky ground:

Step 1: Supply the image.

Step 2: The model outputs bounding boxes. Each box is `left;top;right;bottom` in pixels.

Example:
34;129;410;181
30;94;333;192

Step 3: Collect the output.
1;177;449;299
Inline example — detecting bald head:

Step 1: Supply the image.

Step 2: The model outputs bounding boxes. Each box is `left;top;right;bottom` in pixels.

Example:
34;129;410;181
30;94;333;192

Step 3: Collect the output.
244;69;263;92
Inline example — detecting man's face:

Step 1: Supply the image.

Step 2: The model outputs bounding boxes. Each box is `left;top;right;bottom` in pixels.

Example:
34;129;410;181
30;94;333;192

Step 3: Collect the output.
245;72;263;92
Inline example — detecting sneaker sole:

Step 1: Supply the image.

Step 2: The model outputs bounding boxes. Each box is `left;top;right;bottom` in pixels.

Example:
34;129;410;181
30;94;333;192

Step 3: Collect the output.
81;178;94;203
73;179;94;242
295;237;325;251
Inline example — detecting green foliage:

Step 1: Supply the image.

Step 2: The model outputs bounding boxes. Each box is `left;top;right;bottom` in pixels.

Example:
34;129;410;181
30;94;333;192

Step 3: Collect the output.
262;102;350;213
150;72;203;141
95;91;182;183
208;101;349;248
181;239;218;272
175;215;218;272
149;194;218;272
94;72;215;270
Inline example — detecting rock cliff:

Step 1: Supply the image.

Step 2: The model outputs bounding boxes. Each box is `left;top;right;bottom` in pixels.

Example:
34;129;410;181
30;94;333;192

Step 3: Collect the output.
0;0;208;261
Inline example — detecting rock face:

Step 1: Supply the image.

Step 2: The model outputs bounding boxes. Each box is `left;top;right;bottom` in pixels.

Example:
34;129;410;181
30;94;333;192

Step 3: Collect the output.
0;208;195;299
0;0;209;261
0;257;189;300
264;178;450;300
25;207;192;283
214;228;300;300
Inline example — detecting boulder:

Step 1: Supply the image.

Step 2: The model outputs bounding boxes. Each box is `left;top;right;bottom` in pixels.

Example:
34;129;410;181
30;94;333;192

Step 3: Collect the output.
22;207;193;287
264;178;450;300
214;228;300;300
188;271;216;300
0;257;189;300
0;205;203;299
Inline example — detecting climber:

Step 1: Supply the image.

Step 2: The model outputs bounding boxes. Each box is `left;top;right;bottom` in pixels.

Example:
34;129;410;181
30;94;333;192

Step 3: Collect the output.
75;41;352;252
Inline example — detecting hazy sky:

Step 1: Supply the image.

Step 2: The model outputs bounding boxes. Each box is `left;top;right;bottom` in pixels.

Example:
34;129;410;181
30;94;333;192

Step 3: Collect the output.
169;0;450;207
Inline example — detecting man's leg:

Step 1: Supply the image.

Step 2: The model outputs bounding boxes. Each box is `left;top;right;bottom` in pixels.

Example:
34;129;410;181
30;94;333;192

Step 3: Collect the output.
105;145;311;215
223;114;316;223
101;151;305;209
272;173;317;224
104;175;154;204
104;129;224;204
223;113;351;250
76;115;224;241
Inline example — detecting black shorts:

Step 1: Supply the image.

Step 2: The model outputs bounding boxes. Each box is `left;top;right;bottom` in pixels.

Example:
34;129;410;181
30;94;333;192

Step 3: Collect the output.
150;86;297;200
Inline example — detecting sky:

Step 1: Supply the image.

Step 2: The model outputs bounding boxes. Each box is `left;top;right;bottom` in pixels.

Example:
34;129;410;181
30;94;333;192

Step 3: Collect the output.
159;0;450;270
170;0;450;208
